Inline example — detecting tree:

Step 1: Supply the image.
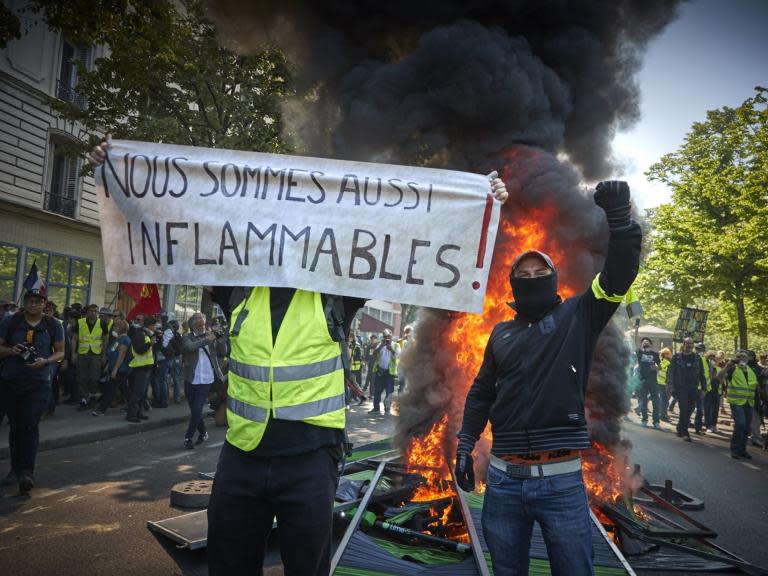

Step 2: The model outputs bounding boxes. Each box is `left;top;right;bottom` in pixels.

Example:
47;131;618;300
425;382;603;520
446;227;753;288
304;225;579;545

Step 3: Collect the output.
10;0;291;158
640;87;768;350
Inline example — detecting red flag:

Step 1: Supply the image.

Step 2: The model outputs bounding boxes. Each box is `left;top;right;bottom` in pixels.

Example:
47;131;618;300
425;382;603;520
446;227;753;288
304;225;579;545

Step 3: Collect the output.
120;282;144;301
124;283;161;321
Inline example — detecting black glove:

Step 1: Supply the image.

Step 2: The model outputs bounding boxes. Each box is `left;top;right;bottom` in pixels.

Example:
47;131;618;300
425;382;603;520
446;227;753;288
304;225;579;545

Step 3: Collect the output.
454;451;475;492
594;180;632;231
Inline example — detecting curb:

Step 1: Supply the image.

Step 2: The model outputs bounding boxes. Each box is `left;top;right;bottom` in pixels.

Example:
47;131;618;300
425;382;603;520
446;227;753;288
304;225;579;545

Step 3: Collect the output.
0;413;189;460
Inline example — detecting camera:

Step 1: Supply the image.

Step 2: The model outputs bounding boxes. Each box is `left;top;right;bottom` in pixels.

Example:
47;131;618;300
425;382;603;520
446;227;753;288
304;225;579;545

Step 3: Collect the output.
17;343;40;364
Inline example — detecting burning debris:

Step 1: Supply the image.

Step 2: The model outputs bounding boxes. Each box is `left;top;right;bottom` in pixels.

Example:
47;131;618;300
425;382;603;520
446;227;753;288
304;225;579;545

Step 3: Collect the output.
202;0;683;512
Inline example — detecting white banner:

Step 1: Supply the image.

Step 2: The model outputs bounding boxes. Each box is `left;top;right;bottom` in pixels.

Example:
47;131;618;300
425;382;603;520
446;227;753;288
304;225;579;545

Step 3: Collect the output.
95;140;500;313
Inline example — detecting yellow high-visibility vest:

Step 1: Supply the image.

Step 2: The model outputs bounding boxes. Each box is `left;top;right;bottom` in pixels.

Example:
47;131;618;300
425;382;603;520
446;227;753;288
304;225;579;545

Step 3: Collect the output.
129;334;154;368
657;358;669;386
226;288;345;452
728;366;758;407
77;317;104;354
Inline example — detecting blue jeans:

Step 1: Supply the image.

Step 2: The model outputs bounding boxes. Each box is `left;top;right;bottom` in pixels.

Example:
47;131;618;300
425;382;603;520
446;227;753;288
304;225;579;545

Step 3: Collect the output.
730;404;752;455
152;359;170;408
373;372;395;412
694;392;705;432
184;382;211;440
169;357;183;402
638;379;659;424
482;466;594;576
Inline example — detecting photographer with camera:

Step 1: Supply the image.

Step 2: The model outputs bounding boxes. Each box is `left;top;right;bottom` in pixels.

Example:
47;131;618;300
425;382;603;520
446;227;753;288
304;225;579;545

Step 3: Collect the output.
126;315;161;423
0;288;64;493
369;329;401;415
180;312;226;449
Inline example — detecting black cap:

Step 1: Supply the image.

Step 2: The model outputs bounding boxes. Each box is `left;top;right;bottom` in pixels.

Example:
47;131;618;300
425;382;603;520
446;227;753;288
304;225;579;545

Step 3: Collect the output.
511;250;556;273
23;288;46;301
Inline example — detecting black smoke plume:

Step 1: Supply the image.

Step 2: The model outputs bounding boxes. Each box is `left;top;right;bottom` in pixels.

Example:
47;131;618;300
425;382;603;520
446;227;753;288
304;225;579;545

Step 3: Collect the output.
203;0;678;467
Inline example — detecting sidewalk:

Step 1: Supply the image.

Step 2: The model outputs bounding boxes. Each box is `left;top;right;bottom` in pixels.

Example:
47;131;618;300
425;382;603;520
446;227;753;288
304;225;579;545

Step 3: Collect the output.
0;401;190;460
0;393;402;461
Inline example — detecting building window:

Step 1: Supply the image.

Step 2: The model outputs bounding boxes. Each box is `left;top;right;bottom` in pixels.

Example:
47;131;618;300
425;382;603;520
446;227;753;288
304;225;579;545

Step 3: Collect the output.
57;39;90;109
24;249;92;310
174;285;202;325
0;244;21;302
44;137;80;218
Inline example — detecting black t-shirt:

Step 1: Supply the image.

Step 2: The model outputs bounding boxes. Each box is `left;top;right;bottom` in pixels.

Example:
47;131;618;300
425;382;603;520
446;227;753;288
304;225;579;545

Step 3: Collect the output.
636;349;660;381
213;286;365;457
0;314;64;382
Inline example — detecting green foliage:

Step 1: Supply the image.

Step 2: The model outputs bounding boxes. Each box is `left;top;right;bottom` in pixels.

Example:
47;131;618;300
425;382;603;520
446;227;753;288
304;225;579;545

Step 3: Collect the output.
27;0;291;160
638;87;768;350
0;3;22;48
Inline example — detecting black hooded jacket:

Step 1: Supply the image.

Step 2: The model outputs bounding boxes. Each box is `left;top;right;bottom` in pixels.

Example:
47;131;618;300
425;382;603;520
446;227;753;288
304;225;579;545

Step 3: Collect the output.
458;222;642;456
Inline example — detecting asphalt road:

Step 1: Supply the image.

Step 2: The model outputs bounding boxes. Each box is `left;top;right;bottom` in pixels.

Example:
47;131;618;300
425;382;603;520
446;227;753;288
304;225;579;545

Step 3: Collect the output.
625;415;768;575
1;406;766;576
0;404;396;576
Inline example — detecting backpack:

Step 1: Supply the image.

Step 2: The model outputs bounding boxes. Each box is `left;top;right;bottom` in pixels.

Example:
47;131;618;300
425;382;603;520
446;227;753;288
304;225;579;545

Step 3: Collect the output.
162;331;183;357
3;312;59;352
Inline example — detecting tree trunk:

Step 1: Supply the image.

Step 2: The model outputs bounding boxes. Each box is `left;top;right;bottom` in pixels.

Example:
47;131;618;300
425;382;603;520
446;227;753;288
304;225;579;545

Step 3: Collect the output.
735;296;748;350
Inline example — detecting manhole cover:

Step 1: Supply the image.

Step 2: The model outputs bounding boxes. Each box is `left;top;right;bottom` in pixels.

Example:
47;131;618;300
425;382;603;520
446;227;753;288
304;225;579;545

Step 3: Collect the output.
170;480;213;509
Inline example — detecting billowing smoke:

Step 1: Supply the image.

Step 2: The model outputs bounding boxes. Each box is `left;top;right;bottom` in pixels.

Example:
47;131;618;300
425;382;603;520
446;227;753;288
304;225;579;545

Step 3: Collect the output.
205;0;679;178
203;0;678;469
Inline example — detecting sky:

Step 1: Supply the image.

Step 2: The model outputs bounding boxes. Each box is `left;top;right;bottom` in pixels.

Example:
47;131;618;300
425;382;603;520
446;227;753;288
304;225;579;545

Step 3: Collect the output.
611;0;768;209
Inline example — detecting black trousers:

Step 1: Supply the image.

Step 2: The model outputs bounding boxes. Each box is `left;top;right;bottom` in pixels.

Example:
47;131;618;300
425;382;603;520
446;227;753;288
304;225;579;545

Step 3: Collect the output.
97;373;128;413
676;387;696;437
0;379;49;474
127;367;151;419
208;441;341;576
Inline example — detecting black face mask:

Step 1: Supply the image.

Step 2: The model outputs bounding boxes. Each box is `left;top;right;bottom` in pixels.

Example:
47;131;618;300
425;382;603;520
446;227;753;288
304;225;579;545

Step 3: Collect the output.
510;272;560;320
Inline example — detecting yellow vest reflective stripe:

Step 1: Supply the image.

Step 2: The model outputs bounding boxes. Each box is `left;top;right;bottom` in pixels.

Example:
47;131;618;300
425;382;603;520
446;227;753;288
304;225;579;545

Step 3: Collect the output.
77;317;104;354
591;274;628;302
657;358;669;386
129;335;154;368
351;345;362;371
226;288;345;452
728;366;758;406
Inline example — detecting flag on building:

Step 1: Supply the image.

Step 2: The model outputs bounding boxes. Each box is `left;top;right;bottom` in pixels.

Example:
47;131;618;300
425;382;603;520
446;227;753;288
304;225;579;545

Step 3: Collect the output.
22;261;46;297
121;282;161;320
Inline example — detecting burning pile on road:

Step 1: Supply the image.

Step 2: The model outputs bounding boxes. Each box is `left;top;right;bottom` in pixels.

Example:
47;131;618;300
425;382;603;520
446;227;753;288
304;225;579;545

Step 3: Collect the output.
399;147;636;523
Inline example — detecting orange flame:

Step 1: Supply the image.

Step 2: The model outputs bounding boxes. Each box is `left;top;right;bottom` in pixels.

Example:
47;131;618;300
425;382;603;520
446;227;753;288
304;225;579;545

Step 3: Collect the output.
404;200;630;514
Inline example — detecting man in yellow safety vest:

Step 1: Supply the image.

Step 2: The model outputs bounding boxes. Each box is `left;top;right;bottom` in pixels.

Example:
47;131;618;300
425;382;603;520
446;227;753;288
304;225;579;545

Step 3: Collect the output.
70;303;109;411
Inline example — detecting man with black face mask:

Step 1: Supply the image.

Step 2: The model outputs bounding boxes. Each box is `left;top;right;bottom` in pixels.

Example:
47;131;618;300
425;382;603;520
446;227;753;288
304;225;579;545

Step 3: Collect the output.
454;181;642;576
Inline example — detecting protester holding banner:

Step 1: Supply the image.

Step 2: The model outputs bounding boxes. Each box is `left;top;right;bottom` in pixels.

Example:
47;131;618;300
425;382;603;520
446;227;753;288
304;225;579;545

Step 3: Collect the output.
88;135;509;575
455;181;642;576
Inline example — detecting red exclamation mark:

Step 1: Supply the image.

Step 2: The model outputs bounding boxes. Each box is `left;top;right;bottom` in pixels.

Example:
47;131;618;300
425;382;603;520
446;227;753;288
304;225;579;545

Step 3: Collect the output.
473;194;494;290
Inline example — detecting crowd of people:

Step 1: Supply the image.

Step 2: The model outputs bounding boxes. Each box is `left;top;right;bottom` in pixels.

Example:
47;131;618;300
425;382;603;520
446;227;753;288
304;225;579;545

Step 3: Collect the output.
634;336;768;458
0;291;417;494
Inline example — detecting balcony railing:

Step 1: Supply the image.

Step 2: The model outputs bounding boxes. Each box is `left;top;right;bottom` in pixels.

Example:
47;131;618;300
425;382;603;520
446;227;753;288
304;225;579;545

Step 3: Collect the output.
44;191;77;218
56;79;87;109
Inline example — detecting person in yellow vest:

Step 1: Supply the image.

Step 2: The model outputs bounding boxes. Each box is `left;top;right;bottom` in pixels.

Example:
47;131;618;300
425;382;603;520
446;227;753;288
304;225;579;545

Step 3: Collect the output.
693;342;712;434
369;329;401;415
657;347;672;422
347;331;366;406
70;303;109;411
718;350;759;459
126;315;161;423
206;287;365;575
396;324;414;394
87;134;510;576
